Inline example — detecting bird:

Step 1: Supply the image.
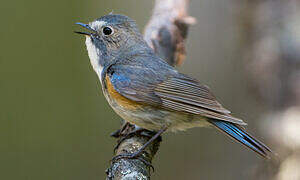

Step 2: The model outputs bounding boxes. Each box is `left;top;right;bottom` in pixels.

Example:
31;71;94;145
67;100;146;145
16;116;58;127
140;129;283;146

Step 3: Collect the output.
75;14;272;160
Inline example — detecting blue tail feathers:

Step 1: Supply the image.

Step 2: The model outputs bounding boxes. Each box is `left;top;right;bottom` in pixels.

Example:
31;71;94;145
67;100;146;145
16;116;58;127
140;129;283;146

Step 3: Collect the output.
209;120;272;158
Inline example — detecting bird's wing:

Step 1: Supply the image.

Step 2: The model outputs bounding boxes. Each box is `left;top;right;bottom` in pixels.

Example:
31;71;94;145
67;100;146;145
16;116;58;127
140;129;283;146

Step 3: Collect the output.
106;64;163;106
154;76;246;125
108;65;245;125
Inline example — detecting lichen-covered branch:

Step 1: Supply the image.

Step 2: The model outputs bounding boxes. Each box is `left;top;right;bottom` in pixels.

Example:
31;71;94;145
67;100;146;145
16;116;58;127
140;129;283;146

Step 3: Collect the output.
106;124;161;180
106;0;194;179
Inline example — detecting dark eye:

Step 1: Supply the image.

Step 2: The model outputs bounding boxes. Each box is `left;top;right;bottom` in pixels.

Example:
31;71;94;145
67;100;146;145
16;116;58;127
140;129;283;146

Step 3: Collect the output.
102;26;113;36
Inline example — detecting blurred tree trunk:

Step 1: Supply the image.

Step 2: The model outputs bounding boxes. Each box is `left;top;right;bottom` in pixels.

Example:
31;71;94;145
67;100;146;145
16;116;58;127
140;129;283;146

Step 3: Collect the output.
238;0;300;179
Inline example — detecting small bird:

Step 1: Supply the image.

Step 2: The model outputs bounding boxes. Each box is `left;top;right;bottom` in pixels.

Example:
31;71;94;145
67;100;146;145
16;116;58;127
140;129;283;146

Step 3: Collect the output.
75;14;272;159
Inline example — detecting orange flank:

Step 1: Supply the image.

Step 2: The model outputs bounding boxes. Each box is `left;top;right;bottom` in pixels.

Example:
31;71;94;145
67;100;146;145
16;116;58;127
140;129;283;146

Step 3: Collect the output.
105;75;142;110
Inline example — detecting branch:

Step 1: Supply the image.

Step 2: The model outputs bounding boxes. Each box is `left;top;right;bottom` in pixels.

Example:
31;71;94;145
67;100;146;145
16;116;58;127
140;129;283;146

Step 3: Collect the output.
144;0;196;66
106;0;195;179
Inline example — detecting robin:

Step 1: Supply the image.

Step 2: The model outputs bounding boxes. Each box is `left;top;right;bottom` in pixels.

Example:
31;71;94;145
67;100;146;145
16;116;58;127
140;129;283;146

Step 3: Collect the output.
75;14;272;161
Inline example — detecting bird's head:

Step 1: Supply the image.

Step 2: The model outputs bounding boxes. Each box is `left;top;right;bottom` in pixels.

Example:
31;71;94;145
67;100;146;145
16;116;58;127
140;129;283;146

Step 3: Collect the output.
76;14;147;69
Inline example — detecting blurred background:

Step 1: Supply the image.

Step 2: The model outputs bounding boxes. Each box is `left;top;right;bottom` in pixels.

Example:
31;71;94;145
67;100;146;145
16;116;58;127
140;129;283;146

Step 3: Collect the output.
1;0;299;179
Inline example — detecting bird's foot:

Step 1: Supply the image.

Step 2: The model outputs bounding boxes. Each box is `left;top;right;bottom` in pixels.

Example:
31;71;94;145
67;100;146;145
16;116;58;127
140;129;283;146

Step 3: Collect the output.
113;128;156;153
110;122;131;138
110;129;121;138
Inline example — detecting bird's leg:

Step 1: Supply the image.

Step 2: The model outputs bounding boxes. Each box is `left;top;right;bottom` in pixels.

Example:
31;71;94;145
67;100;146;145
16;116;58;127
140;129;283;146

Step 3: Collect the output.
110;122;131;138
112;126;167;166
112;124;157;153
113;127;156;153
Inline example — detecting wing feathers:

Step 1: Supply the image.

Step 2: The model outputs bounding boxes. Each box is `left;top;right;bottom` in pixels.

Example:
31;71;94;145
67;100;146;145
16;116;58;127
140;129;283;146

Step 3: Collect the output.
160;96;246;125
155;90;229;113
155;76;246;125
156;82;216;101
156;77;231;113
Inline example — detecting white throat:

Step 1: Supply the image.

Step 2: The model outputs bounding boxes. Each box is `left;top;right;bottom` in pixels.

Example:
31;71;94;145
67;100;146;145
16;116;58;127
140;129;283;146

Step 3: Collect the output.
85;36;103;84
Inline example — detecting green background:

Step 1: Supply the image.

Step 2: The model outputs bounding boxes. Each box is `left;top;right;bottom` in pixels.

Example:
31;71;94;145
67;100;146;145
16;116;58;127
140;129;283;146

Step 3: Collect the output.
1;0;268;179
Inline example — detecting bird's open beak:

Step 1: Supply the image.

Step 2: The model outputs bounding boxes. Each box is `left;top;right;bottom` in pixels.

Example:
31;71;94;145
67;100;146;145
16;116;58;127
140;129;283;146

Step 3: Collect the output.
74;22;96;36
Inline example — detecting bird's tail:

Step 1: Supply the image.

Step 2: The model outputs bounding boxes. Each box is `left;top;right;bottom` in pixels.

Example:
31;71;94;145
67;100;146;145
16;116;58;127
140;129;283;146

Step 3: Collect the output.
208;120;272;158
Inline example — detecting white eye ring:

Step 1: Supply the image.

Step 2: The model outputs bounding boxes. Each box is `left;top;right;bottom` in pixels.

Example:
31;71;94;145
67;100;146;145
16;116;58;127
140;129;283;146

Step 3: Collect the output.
102;26;114;36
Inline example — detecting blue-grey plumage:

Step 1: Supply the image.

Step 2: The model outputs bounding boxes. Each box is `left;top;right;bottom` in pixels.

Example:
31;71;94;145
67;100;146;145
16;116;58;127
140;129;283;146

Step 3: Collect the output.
75;14;272;158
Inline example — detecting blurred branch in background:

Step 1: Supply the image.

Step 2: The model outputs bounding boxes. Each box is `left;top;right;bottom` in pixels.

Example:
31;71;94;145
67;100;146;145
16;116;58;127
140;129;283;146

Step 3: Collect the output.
239;0;300;179
106;0;195;179
144;0;196;66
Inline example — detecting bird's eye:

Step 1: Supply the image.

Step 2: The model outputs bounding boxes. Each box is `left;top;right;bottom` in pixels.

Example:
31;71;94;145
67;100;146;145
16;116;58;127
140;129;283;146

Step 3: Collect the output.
102;26;113;36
